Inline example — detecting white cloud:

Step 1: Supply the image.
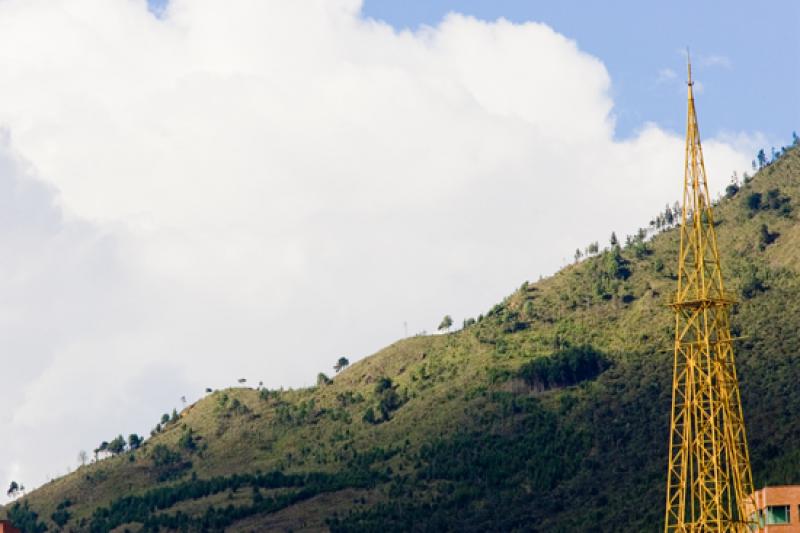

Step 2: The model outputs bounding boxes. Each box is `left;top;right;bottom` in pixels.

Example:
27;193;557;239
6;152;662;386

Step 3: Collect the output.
0;0;755;493
692;79;705;95
700;54;733;69
657;67;676;83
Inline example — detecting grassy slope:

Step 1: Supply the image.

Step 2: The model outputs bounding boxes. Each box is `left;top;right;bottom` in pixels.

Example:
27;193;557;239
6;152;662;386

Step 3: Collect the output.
3;146;799;532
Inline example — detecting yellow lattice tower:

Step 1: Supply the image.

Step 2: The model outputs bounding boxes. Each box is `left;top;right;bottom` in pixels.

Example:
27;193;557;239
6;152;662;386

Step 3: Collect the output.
663;58;757;532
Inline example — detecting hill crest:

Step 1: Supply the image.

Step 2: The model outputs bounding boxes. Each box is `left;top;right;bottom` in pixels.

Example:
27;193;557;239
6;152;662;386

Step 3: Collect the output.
3;144;799;532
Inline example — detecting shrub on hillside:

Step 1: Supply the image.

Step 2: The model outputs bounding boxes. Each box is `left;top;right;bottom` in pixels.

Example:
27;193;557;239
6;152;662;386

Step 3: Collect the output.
178;429;198;451
517;346;611;392
152;444;182;467
759;224;779;250
51;507;71;527
7;501;46;533
744;188;792;217
361;377;407;424
744;192;762;212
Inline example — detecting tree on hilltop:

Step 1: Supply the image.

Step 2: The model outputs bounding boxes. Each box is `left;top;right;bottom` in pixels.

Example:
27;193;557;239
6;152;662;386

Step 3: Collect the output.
334;357;350;373
757;149;767;169
94;441;109;461
128;434;143;451
438;315;453;332
108;435;126;455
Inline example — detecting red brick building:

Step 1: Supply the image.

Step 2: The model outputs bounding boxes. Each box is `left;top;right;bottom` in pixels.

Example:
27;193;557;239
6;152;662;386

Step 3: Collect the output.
0;520;21;533
746;486;800;532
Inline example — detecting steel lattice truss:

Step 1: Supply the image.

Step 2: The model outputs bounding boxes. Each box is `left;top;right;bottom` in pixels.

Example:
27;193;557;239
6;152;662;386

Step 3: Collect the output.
663;60;757;532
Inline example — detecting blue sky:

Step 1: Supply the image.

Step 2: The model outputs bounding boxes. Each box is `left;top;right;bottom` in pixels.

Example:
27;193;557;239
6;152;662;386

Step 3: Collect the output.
360;0;799;147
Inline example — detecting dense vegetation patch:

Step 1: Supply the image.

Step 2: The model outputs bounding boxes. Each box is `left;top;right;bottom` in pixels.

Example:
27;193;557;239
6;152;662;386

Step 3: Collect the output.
88;469;381;532
517;346;611;391
329;392;592;532
6;501;46;533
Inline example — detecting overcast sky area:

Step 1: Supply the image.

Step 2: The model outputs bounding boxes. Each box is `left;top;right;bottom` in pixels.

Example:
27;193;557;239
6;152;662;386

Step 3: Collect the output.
0;0;795;495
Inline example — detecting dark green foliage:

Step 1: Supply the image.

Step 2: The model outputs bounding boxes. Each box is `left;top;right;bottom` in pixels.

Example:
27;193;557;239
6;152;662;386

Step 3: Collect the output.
336;390;364;407
374;377;392;394
107;434;126;455
765;188;792;216
259;388;278;401
759;224;779;250
334;357;350;373
229;397;251;415
94;441;108;458
604;248;631;280
7;501;47;533
745;192;762;211
329;391;595;532
588;248;632;298
486;367;513;384
517;346;611;391
128;433;143;450
150;444;191;482
151;444;181;467
744;188;791;217
87;469;380;532
664;204;675;226
330;353;673;532
725;183;740;198
757;149;767;169
632;239;650;259
51;507;70;527
362;407;377;425
499;309;527;333
739;264;769;299
370;377;406;422
377;389;402;420
178;429;197;451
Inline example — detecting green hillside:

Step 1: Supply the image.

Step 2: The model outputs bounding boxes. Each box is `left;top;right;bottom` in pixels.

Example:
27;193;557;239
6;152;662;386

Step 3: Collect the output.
3;145;799;532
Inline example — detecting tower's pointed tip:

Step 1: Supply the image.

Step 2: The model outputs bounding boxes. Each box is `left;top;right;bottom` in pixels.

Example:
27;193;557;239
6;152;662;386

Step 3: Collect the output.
686;47;693;86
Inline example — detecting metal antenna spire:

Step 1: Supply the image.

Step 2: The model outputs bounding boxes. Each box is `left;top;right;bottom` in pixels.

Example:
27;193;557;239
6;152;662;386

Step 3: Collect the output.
663;45;757;532
687;47;693;86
